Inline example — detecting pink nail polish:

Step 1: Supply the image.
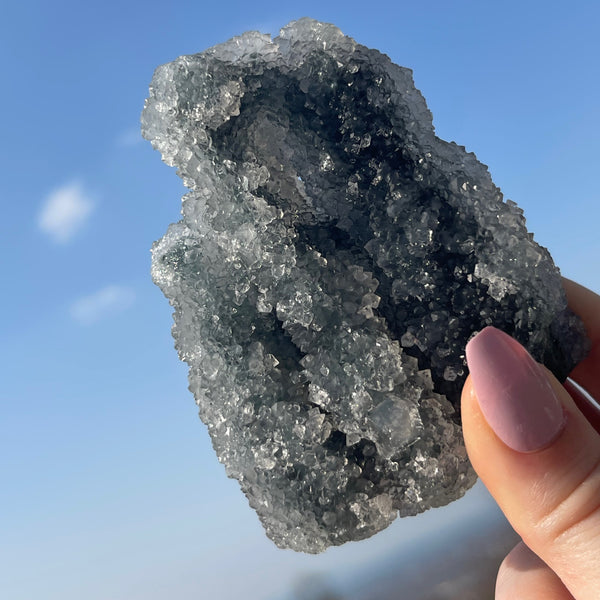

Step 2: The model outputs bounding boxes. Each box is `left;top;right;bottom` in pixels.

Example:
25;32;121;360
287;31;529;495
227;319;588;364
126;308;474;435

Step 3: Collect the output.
466;327;565;453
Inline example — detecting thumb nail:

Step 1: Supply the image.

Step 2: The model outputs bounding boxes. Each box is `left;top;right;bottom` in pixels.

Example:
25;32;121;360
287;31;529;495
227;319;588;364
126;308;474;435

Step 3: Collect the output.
466;327;565;453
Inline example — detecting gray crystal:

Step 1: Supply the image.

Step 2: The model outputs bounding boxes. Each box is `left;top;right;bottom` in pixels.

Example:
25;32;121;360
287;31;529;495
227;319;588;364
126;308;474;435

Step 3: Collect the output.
142;18;588;553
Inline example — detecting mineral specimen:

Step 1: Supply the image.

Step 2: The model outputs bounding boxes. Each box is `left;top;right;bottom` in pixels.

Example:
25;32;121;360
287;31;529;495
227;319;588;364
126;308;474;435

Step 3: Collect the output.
142;18;588;553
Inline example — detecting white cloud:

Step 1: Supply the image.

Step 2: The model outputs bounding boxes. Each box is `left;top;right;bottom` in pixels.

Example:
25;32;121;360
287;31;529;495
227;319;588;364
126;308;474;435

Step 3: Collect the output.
116;128;143;147
38;181;95;243
70;285;136;325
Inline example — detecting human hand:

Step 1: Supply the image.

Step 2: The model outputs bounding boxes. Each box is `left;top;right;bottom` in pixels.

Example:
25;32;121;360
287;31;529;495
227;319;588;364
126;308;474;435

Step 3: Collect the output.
461;278;600;599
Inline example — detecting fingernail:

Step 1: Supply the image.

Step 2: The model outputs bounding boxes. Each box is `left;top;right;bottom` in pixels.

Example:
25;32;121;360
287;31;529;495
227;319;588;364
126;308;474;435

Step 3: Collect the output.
466;327;565;453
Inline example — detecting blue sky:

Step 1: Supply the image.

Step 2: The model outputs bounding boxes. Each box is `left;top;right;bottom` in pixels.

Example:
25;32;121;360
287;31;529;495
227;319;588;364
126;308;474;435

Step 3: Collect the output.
1;1;598;598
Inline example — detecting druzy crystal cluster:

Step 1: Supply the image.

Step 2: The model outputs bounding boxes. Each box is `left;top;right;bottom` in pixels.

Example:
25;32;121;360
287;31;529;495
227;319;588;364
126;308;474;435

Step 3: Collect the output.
142;18;587;553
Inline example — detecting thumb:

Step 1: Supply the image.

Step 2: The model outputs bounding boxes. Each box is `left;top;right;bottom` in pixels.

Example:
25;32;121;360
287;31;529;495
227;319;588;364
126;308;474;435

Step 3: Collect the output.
462;326;600;600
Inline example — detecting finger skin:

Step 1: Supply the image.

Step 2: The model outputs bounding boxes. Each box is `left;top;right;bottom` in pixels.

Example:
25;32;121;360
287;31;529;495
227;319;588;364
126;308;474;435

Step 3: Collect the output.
462;373;600;600
496;542;574;600
563;278;600;401
564;378;600;435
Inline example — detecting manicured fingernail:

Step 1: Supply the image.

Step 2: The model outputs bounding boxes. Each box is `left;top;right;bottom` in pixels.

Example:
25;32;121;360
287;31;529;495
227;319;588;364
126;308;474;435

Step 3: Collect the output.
466;326;565;453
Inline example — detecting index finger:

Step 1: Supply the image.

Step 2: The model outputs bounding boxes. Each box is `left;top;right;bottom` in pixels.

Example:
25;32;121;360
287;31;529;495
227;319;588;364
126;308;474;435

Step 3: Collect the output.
562;277;600;401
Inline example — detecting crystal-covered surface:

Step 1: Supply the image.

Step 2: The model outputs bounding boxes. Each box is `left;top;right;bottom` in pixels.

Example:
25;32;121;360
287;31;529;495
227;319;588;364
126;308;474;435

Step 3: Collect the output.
142;18;588;553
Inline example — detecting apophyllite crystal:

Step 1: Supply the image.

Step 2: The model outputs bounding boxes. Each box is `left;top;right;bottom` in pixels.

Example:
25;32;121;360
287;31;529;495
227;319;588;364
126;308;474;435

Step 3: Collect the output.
142;18;588;553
